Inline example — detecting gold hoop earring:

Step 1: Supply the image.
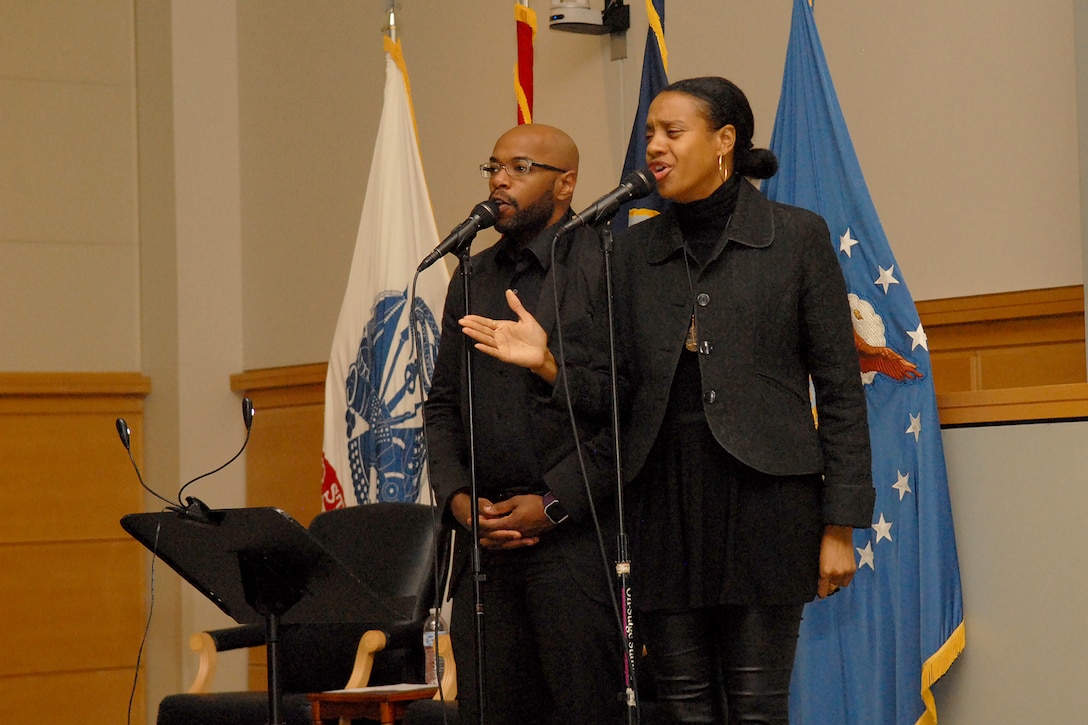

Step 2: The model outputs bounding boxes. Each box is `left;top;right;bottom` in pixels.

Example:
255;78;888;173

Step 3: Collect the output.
718;154;729;183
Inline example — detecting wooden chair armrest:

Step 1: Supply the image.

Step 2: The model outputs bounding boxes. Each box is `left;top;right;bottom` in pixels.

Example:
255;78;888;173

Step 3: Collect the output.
342;629;389;690
340;628;455;701
187;631;217;694
186;624;265;694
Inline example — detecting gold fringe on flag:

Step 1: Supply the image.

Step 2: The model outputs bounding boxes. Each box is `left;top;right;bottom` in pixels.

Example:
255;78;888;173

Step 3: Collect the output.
646;0;668;74
383;36;423;149
916;620;966;725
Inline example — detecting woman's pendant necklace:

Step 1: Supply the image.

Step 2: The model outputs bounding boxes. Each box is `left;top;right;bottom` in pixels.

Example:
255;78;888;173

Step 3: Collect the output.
685;312;698;352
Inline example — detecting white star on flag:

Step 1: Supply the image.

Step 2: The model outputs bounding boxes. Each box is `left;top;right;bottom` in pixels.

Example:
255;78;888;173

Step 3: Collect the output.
840;228;860;257
906;412;922;442
907;323;928;351
875;265;900;294
873;513;894;543
892;470;912;500
857;541;875;570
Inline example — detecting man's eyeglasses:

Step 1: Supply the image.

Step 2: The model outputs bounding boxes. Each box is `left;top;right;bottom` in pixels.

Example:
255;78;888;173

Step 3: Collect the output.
480;159;568;179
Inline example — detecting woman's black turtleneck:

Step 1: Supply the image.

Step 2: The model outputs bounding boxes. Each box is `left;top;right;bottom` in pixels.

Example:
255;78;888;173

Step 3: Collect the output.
674;172;741;269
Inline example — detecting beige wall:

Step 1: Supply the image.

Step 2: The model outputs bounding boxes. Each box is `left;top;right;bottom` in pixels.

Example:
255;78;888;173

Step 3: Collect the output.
168;0;252;698
0;0;140;371
2;1;1087;723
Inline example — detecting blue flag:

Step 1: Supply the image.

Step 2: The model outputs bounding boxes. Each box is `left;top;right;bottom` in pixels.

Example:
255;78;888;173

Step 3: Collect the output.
762;2;965;723
614;0;668;233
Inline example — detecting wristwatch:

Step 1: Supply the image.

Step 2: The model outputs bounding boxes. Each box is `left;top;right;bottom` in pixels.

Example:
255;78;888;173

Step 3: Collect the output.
542;491;570;525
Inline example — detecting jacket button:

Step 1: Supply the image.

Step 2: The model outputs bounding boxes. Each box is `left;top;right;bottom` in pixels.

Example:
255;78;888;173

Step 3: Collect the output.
699;340;713;355
696;293;710;307
703;389;717;404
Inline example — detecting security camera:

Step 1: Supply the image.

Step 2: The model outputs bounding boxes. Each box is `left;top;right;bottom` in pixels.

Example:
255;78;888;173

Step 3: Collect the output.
549;2;602;33
549;1;629;35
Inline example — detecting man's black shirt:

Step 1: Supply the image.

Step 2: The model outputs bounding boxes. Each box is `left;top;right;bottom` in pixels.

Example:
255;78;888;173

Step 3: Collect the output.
423;213;614;523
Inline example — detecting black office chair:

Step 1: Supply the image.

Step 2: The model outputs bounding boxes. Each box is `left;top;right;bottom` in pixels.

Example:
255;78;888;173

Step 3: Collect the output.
156;502;440;725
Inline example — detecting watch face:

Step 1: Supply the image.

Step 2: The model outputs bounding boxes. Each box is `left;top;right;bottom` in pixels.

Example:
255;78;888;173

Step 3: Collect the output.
544;500;569;524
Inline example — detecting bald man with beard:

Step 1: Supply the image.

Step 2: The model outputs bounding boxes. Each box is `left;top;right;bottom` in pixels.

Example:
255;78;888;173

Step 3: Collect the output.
423;124;624;724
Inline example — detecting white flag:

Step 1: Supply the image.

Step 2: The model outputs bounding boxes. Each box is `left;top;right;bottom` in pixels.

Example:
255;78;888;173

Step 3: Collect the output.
321;37;448;509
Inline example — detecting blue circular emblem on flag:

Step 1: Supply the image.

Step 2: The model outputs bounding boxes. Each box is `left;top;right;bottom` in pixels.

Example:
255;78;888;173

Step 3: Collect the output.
344;290;440;503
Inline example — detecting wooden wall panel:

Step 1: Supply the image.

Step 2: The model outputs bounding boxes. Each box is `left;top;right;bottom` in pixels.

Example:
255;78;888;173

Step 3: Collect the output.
0;541;146;675
231;363;325;527
929;351;977;395
918;285;1087;395
0;372;150;725
977;342;1087;390
0;405;146;542
0;670;147;725
937;383;1088;426
244;402;325;526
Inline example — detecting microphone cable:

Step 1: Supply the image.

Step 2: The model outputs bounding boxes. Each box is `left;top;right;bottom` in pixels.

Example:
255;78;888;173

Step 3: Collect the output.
548;224;643;722
127;513;164;725
408;267;454;725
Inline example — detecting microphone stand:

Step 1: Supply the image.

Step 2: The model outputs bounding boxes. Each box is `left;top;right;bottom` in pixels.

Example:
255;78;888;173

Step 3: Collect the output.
599;222;639;723
457;243;488;725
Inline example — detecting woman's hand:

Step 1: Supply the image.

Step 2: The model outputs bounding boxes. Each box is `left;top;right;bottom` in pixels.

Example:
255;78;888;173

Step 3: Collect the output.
460;289;558;383
817;525;857;599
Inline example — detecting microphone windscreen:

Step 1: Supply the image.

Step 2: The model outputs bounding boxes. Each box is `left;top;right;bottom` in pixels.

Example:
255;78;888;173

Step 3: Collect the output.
624;168;657;199
473;199;501;226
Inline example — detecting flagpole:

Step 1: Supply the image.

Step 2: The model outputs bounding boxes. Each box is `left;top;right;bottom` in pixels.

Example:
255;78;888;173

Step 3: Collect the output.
386;4;396;43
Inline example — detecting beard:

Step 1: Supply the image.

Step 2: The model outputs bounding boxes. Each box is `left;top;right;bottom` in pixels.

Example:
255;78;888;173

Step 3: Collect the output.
494;189;555;241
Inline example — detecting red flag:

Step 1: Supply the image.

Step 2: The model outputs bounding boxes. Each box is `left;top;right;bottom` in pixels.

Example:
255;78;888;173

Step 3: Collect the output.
514;3;536;124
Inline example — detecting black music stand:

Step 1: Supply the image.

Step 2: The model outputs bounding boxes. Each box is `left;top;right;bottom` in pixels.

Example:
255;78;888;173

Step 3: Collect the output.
121;507;408;725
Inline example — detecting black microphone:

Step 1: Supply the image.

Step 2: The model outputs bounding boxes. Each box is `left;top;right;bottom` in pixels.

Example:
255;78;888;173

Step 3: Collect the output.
417;200;502;272
557;168;657;235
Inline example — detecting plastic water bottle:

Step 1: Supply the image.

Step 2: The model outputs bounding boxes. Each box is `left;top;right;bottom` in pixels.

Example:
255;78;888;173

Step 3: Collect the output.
422;607;448;685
